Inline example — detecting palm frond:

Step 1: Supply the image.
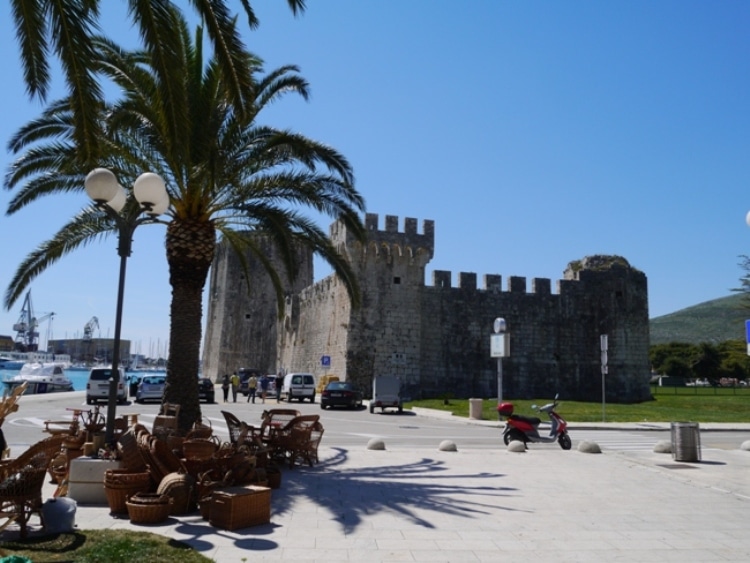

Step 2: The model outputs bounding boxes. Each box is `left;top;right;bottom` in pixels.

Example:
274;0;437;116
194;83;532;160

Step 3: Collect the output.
10;0;51;100
4;210;116;308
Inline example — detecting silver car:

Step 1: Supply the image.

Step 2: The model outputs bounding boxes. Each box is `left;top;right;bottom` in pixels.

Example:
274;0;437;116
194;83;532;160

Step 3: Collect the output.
135;374;166;403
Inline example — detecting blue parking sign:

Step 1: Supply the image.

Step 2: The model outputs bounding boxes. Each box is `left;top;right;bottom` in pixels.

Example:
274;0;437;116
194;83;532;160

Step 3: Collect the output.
321;355;331;367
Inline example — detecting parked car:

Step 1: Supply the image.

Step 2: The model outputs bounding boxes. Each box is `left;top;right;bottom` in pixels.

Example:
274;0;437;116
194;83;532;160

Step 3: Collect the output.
198;376;215;403
281;373;316;402
135;374;166;403
86;367;127;405
320;381;363;410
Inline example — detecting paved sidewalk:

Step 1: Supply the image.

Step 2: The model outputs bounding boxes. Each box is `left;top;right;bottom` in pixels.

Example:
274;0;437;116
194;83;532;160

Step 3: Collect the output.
4;415;750;562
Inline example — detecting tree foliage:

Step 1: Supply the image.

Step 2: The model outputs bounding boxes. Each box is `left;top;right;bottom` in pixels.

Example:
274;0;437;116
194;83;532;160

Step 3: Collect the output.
5;2;365;431
650;340;750;383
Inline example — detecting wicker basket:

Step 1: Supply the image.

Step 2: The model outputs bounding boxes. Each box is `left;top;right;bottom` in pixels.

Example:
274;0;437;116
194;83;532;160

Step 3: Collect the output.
182;438;218;461
266;468;281;490
118;429;147;472
126;493;173;524
199;495;211;520
157;471;195;515
104;470;153;514
209;486;271;530
186;419;213;440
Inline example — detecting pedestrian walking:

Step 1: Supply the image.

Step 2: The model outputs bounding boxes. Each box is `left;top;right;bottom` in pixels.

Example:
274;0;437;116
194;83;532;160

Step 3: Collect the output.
221;374;230;403
230;372;240;403
259;374;269;404
247;374;258;403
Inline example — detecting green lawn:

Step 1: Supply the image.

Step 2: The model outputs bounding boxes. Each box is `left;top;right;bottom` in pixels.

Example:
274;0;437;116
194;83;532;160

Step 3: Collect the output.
0;530;212;562
406;387;750;423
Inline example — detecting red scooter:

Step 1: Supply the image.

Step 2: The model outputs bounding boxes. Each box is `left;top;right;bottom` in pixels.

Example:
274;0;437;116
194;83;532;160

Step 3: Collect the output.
498;395;572;450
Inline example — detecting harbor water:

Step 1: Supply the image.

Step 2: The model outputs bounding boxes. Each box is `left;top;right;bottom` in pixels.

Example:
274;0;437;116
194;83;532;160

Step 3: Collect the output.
0;367;163;392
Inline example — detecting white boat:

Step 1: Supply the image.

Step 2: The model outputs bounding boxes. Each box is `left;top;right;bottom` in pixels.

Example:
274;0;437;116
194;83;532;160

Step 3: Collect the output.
3;362;74;394
0;351;71;371
0;355;26;370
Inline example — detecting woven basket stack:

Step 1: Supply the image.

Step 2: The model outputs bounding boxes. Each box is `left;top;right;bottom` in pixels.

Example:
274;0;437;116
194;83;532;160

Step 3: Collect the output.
104;469;152;514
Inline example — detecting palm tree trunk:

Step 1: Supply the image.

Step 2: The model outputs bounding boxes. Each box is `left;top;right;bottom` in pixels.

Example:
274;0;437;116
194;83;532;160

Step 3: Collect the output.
164;218;216;431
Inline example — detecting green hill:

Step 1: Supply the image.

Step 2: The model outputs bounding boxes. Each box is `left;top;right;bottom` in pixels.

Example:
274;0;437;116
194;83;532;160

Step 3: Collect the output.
649;293;750;345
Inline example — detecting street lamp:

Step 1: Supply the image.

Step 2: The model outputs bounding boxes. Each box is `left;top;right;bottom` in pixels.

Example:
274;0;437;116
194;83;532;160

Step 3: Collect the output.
84;168;168;445
490;317;509;403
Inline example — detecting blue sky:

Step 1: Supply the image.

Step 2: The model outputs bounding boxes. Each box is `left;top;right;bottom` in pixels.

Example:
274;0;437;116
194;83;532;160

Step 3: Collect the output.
1;1;749;355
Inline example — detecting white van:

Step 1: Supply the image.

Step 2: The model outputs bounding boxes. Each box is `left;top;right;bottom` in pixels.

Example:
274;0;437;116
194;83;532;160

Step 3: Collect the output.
281;373;316;403
86;367;127;405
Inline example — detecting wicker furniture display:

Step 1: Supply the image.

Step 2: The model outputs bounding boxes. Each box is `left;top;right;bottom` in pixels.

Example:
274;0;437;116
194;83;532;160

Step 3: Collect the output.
304;421;325;467
208;485;271;530
136;433;184;484
152;403;180;435
221;410;270;467
104;469;153;514
265;414;322;468
126;492;172;524
156;471;195;515
258;409;301;443
222;410;257;445
43;410;82;436
0;434;66;537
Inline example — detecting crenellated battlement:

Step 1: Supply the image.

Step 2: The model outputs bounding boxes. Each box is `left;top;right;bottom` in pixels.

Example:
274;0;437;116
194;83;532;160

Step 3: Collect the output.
429;271;555;295
207;213;651;405
364;213;435;256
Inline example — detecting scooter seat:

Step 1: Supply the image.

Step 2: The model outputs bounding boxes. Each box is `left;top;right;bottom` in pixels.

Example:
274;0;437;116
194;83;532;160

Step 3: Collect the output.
509;414;541;426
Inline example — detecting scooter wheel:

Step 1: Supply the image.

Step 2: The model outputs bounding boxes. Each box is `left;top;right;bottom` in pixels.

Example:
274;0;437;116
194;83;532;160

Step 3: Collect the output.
558;433;572;450
506;429;525;445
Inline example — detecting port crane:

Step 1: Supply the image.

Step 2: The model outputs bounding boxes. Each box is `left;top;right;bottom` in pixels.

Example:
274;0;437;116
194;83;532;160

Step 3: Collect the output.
82;317;99;342
12;290;54;352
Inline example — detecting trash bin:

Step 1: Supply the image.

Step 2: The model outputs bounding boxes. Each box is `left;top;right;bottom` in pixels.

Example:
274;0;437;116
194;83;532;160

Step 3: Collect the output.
670;421;701;462
468;398;483;420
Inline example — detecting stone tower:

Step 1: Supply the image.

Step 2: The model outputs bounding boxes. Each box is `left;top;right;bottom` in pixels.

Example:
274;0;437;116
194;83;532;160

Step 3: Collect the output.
201;233;312;381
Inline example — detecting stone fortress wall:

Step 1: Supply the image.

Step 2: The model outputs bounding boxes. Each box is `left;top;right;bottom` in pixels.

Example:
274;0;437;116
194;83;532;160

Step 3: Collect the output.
203;213;652;402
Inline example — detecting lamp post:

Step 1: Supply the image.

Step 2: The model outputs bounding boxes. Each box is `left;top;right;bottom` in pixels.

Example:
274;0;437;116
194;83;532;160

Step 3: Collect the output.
490;317;509;403
600;334;608;422
84;168;168;445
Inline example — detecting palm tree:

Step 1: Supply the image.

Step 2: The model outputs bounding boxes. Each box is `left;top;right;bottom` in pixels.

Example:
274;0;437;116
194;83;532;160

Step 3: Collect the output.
4;6;364;431
8;0;306;165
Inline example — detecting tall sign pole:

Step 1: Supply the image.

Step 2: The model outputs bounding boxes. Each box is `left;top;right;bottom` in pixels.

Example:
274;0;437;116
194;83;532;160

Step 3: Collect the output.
600;334;608;422
491;318;509;403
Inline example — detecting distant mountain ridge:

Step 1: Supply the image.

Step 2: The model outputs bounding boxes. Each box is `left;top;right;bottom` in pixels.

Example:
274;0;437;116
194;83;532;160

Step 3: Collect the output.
649;293;749;345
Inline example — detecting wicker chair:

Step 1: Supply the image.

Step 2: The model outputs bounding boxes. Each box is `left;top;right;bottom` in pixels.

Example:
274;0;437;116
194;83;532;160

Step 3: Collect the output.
268;415;321;468
222;411;258;445
258;409;301;443
304;421;325;466
0;434;66;537
220;411;269;467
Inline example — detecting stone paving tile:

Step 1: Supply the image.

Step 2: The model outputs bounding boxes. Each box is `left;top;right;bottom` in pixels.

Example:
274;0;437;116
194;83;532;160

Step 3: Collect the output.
3;425;750;561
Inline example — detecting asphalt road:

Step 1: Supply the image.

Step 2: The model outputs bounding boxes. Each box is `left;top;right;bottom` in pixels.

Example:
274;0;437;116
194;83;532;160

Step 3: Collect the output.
3;390;748;453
